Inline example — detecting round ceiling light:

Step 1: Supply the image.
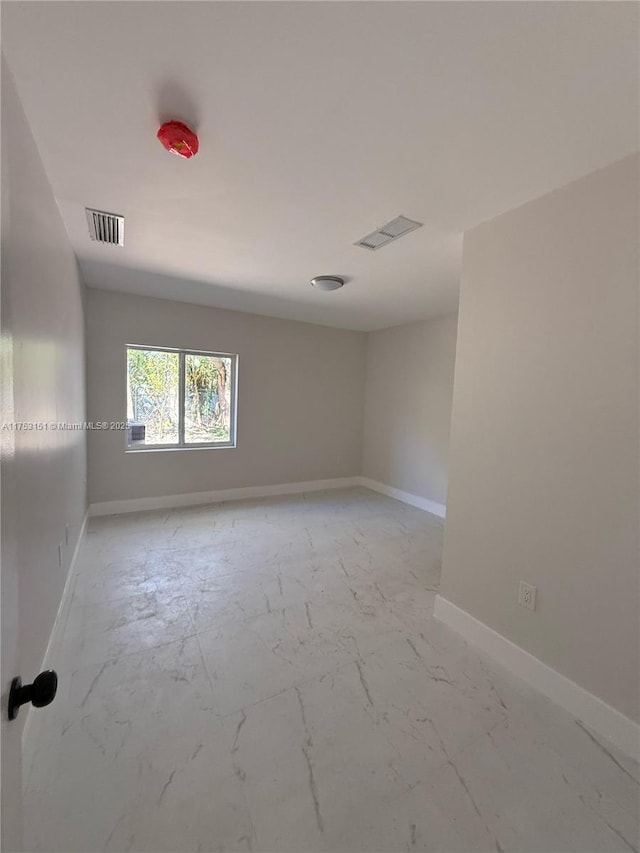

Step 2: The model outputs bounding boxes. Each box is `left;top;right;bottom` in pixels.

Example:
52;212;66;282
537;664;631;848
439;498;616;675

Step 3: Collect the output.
310;275;345;291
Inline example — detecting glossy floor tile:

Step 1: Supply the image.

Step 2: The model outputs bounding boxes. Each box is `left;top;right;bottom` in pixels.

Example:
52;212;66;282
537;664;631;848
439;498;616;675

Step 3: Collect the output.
23;488;639;852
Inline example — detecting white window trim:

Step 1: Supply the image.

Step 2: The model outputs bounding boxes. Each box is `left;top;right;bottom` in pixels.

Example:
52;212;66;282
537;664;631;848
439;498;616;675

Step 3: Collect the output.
126;344;238;452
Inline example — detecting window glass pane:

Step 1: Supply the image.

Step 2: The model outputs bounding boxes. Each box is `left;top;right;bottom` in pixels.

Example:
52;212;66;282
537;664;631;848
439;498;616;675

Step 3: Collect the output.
184;354;232;444
126;349;179;446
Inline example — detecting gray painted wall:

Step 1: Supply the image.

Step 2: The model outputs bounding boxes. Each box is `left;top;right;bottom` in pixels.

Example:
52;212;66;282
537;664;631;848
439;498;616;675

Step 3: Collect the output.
441;155;639;723
362;313;458;506
85;288;367;504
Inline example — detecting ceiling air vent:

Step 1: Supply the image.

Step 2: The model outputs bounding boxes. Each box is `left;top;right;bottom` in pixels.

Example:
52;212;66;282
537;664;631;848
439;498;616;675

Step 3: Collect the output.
355;215;422;251
86;208;125;246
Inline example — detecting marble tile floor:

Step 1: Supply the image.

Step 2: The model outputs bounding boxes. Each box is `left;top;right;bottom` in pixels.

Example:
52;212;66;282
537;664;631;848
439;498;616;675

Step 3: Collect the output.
23;487;639;853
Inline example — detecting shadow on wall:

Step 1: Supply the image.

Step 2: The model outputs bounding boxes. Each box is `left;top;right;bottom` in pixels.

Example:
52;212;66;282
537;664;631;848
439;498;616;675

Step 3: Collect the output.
77;258;367;330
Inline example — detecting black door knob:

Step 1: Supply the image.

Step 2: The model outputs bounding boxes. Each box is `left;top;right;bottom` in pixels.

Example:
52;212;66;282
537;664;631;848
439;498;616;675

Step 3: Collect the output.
8;670;58;720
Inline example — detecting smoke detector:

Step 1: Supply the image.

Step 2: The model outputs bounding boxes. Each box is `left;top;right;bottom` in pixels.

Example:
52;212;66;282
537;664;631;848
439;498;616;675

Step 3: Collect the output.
157;121;199;159
355;215;422;251
310;276;345;291
86;208;124;246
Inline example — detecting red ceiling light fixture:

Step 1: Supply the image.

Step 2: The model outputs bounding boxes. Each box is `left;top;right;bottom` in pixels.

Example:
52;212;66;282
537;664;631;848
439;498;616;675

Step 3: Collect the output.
157;120;199;159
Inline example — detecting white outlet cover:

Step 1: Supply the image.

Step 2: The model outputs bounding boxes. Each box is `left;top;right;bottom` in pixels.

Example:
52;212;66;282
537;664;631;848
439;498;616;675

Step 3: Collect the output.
518;581;537;611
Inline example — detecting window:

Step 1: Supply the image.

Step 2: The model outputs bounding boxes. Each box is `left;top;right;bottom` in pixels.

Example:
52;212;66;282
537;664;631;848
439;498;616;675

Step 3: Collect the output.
126;346;237;450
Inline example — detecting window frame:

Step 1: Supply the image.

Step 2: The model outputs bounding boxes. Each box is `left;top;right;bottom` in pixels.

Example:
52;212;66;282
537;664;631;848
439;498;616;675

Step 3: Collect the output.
125;344;238;452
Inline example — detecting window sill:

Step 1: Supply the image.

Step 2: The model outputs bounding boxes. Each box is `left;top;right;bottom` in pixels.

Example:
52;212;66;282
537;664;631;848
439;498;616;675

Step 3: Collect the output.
125;444;236;453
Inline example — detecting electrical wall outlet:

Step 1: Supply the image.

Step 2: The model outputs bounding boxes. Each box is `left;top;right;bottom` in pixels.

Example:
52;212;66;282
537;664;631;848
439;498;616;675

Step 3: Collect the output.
518;581;537;611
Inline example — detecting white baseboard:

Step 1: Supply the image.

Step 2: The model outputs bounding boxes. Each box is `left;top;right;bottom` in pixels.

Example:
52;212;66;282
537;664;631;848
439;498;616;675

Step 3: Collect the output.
22;509;89;780
90;476;362;517
434;595;640;761
90;476;447;519
359;477;446;519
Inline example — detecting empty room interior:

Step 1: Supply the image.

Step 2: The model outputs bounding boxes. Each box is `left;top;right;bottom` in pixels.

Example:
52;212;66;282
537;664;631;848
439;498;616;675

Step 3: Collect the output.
1;2;639;852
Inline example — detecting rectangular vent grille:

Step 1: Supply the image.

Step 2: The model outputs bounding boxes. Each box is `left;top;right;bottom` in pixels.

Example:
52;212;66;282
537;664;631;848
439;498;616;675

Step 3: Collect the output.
86;208;124;246
355;215;422;251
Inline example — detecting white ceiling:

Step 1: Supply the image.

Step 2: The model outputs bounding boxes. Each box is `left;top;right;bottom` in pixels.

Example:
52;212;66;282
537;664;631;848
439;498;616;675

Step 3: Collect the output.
3;1;638;331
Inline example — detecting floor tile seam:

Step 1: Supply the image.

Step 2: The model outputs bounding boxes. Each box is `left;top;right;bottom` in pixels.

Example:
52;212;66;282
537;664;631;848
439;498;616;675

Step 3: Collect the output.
210;627;452;726
328;774;469;853
192;629;222;703
214;650;377;725
61;593;195;646
63;630;202;686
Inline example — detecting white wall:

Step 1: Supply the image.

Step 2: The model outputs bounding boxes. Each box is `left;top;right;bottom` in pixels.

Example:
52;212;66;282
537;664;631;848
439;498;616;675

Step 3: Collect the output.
441;155;639;723
85;288;367;504
1;61;87;698
362;313;458;507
